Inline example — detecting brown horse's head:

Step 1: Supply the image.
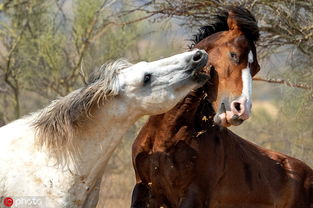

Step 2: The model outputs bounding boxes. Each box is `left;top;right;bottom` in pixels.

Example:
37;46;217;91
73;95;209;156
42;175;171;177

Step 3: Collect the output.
193;6;260;127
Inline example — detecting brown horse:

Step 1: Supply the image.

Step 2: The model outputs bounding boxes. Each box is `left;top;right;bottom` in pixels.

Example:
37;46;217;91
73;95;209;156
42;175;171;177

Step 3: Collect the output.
131;6;313;208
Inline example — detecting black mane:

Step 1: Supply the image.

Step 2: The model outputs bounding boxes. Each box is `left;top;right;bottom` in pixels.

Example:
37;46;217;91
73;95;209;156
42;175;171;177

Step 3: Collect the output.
190;6;259;47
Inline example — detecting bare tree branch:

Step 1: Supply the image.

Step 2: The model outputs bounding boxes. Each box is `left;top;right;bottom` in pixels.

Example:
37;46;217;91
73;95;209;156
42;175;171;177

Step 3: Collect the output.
1;19;29;118
66;1;114;87
134;0;313;58
79;59;88;86
0;87;7;93
253;77;312;90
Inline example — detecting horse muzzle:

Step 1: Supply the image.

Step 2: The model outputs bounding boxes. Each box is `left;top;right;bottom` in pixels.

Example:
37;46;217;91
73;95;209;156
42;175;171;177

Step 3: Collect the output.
214;96;251;127
188;50;209;82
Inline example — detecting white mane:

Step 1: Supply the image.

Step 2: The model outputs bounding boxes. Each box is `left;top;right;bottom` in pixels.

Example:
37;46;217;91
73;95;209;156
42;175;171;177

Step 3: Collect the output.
33;59;132;163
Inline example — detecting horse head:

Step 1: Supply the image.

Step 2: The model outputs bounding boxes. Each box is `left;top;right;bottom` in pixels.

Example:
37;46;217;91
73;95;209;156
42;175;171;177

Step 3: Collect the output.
118;49;209;115
193;6;260;127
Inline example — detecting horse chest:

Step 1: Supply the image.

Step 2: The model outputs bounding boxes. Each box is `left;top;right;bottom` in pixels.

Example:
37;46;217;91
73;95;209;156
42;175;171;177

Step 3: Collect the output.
138;141;198;203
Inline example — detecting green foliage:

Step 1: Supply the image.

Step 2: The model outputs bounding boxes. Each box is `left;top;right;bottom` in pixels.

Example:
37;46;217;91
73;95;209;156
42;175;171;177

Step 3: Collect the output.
0;0;180;121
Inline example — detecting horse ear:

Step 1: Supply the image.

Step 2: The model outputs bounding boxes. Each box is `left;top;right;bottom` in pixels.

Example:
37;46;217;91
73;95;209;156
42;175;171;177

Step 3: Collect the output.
251;61;260;77
250;47;260;76
227;12;239;31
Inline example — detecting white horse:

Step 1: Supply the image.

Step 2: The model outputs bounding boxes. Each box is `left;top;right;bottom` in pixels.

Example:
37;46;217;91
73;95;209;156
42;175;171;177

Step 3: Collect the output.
0;50;208;208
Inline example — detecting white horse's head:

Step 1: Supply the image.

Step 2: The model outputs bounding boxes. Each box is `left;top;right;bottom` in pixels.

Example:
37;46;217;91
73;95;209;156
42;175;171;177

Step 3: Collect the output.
33;50;208;163
118;49;208;115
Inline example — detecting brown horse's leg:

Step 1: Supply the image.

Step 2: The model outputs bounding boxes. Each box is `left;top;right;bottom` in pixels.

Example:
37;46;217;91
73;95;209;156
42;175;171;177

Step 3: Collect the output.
178;196;202;208
303;172;313;208
305;183;313;208
131;183;169;208
131;183;150;208
149;197;171;208
178;184;203;208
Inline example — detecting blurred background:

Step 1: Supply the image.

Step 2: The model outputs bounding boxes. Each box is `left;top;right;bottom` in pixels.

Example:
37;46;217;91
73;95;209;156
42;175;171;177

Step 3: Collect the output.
0;0;312;207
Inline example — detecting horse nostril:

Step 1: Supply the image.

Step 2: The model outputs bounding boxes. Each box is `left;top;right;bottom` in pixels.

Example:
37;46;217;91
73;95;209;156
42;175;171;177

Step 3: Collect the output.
234;102;241;112
193;51;202;62
231;100;249;120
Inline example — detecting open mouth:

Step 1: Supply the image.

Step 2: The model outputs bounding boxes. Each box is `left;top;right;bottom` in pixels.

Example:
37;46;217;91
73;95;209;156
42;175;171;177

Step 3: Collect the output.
220;103;231;126
213;103;232;127
215;103;244;127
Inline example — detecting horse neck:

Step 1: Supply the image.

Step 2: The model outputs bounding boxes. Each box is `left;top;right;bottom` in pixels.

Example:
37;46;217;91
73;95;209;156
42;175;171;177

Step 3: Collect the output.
149;85;216;151
75;98;140;171
61;97;142;203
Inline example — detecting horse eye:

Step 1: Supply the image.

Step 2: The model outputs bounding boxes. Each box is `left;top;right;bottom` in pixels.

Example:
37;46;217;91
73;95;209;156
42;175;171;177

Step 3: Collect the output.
230;52;237;58
143;73;151;85
230;52;239;63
